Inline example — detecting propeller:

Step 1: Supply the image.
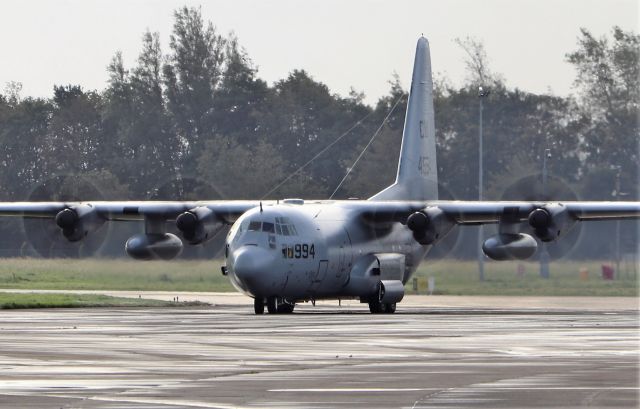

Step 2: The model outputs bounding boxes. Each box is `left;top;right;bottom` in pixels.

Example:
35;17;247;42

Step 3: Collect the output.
422;182;462;259
366;182;462;260
150;174;229;258
498;173;583;260
21;174;112;257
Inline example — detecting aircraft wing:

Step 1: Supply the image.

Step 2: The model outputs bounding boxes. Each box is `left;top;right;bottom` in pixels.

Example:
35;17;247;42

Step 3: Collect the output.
2;199;637;225
359;200;640;224
0;201;265;223
359;200;639;253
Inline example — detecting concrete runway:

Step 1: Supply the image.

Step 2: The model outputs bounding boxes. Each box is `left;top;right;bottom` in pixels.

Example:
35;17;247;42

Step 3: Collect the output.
0;296;638;408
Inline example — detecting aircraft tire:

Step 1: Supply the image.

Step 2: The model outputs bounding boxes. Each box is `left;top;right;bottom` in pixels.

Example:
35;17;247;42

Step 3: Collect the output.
254;298;265;315
368;301;383;314
266;297;277;314
384;303;397;314
277;303;295;314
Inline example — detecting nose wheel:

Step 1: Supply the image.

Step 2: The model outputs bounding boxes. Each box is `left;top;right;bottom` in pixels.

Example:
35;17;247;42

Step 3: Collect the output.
255;297;295;314
254;297;265;314
266;297;277;314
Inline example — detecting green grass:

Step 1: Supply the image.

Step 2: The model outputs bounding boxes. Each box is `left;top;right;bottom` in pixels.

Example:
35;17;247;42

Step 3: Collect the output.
0;292;206;309
0;258;234;292
0;257;636;297
411;259;639;296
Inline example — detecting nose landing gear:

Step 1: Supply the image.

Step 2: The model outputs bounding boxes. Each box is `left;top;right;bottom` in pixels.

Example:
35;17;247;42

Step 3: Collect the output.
254;296;295;314
254;297;265;314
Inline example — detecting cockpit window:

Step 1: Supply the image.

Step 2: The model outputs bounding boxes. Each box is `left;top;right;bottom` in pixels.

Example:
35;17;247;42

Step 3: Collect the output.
275;217;297;236
232;217;296;241
230;219;249;244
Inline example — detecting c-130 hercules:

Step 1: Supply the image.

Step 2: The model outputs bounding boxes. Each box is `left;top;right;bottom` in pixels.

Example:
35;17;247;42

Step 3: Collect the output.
1;37;638;314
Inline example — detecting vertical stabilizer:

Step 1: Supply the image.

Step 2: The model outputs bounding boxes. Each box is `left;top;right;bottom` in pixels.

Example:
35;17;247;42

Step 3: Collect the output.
370;37;438;201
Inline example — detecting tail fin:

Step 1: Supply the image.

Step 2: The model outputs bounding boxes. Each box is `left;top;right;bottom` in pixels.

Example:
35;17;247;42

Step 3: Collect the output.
370;37;438;201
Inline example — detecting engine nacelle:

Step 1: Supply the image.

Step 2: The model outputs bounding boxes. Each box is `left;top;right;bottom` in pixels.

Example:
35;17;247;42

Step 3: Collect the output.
482;233;538;260
176;206;224;245
406;207;455;245
528;204;576;242
125;233;183;260
55;204;105;242
378;280;405;304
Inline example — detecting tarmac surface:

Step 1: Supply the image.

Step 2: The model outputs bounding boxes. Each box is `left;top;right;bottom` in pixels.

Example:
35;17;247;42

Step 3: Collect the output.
0;294;638;408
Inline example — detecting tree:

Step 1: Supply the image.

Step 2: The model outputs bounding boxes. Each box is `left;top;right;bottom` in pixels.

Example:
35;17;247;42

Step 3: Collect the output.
455;37;504;90
211;33;269;144
196;135;320;199
341;75;406;198
568;27;639;119
0;96;53;198
44;85;104;175
3;81;23;105
129;31;179;198
257;69;374;196
163;6;225;163
567;27;639;200
102;51;134;188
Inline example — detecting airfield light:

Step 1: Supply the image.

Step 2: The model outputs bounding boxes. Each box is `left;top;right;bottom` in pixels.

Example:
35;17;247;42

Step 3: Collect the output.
478;86;489;281
611;165;628;277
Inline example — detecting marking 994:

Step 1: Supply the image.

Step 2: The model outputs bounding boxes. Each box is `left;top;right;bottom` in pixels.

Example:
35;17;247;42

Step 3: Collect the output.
282;243;315;259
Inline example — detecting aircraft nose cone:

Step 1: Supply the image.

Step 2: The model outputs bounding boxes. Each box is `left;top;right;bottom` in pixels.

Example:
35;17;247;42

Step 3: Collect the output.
231;246;272;291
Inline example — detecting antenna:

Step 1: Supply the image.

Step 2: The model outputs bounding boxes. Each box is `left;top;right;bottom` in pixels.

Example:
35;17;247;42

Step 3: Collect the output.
259;110;374;199
260;201;263;213
329;95;404;199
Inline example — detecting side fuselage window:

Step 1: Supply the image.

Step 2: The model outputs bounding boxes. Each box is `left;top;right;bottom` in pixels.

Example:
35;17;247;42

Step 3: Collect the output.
275;217;297;236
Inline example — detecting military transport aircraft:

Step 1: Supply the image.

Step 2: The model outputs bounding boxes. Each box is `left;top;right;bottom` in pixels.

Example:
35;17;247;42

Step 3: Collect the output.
0;37;638;314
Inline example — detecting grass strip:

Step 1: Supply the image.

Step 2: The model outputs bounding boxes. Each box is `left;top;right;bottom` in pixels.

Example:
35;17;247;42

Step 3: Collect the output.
0;292;207;309
411;260;639;297
0;258;636;296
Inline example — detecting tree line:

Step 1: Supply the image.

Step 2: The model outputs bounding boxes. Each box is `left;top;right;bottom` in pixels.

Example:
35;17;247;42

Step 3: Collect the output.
0;6;637;260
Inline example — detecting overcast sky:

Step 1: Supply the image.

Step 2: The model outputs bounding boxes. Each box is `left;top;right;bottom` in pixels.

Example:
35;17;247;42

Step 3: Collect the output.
1;0;637;105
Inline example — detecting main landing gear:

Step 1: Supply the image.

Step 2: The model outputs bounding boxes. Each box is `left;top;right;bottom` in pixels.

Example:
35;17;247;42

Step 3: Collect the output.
254;297;295;314
368;301;396;314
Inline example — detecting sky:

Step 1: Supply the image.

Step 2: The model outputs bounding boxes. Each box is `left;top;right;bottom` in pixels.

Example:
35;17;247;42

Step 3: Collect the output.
0;0;637;105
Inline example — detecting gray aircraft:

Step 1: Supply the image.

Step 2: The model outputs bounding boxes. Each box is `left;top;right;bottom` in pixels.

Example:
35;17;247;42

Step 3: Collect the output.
0;37;638;314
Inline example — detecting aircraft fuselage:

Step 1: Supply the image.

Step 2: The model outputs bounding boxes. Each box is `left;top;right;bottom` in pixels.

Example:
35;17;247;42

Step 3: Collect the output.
225;201;428;303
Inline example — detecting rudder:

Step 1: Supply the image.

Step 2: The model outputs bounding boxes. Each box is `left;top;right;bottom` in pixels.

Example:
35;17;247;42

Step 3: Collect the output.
370;37;438;201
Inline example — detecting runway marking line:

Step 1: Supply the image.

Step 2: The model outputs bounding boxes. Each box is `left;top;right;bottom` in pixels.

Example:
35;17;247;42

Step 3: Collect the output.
269;388;438;392
269;387;639;393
